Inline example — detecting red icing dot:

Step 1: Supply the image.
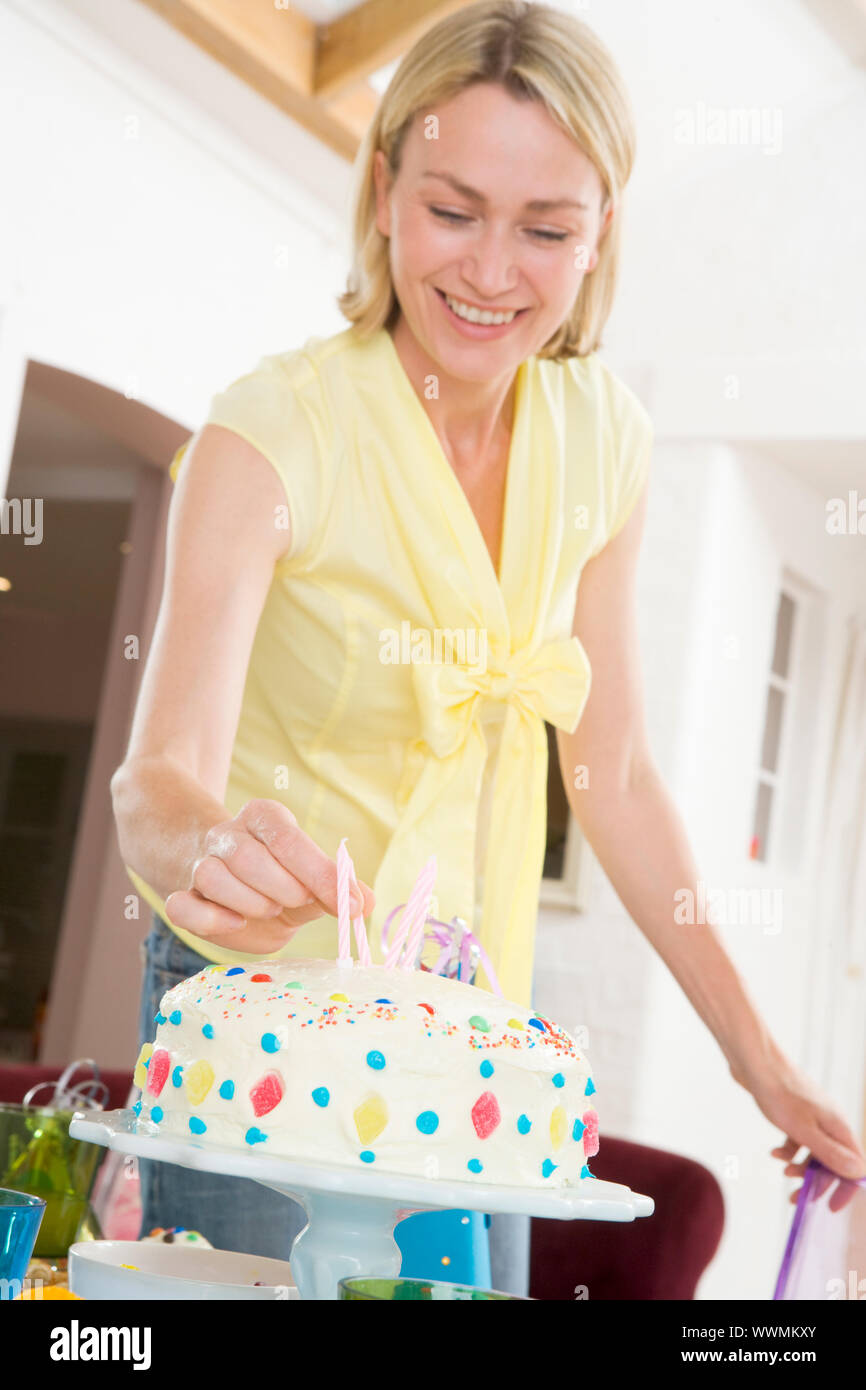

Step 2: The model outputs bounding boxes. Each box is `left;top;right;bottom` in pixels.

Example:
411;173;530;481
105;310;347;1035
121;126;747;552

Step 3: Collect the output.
146;1049;170;1098
582;1108;599;1157
250;1071;284;1117
418;1003;434;1015
471;1091;501;1140
251;974;272;983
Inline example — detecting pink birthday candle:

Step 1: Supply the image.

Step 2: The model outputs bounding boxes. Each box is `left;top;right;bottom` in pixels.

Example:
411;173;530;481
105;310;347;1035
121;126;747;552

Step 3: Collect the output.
399;855;438;971
350;865;372;966
336;838;352;966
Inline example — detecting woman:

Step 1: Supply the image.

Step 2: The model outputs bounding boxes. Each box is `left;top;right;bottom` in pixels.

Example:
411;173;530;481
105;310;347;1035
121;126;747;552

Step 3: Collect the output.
113;1;865;1295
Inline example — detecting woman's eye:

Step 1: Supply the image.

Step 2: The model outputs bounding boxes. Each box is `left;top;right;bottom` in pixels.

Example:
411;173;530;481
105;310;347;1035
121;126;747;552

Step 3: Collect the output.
528;228;569;243
430;206;471;224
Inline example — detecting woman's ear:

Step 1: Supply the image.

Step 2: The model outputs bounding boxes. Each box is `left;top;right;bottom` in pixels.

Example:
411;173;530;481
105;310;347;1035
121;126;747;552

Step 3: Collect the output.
372;150;393;239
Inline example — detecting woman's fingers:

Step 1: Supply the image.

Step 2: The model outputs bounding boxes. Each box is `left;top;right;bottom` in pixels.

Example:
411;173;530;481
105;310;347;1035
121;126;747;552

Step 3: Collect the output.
201;825;322;914
240;801;371;916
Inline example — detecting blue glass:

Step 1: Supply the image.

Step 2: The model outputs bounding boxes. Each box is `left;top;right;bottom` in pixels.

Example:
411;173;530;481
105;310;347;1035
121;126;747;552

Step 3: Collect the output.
0;1188;46;1297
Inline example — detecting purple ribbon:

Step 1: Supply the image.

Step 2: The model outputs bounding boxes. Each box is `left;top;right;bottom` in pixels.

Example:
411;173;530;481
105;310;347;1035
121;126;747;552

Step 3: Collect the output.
379;905;503;996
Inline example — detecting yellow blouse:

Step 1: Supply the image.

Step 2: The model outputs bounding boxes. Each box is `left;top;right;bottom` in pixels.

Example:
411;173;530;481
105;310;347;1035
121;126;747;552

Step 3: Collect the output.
128;325;652;1005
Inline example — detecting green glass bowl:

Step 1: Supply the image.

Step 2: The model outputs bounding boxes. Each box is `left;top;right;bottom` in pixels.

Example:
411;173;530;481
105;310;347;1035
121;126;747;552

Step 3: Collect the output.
338;1276;531;1300
0;1104;104;1257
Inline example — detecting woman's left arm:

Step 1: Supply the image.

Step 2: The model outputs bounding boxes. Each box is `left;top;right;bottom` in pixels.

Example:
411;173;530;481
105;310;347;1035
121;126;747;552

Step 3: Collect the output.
557;480;866;1198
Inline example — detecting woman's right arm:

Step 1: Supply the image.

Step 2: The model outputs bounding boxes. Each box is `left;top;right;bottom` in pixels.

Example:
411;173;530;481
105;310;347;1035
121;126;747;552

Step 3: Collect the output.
110;424;374;955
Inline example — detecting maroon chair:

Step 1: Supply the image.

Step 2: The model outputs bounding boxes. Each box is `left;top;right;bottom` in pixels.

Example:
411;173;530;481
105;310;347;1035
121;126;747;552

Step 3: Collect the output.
530;1135;725;1299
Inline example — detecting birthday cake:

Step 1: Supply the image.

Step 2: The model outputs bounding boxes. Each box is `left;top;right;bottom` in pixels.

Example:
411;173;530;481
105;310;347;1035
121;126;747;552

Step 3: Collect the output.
132;958;599;1188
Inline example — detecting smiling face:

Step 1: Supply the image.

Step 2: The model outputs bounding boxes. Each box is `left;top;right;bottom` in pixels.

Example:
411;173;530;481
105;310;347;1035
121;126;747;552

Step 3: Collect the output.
373;82;613;383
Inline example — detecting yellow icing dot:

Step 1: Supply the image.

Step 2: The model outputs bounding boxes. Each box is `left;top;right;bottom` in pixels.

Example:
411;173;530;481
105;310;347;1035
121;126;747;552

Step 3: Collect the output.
120;1264;139;1270
133;1043;153;1090
329;993;349;1002
354;1093;388;1145
550;1105;567;1151
185;1059;215;1105
507;1018;525;1031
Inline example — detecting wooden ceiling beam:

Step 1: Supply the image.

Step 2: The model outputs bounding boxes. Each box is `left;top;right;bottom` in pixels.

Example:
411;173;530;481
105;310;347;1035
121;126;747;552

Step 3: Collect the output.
313;0;465;98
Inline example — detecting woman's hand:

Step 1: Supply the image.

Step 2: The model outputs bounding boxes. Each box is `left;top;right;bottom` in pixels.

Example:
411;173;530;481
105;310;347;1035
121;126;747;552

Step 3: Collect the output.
164;799;375;955
738;1054;866;1210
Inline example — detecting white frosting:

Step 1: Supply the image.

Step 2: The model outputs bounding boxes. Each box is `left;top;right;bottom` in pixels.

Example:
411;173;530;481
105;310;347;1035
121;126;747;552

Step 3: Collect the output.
134;959;599;1189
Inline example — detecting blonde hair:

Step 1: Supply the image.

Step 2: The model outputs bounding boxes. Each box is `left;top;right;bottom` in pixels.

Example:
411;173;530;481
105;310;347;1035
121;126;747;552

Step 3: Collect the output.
337;0;637;359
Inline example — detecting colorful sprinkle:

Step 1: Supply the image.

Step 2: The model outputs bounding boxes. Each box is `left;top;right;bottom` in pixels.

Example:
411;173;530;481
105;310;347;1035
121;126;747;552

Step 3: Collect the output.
261;1032;282;1053
151;1106;164;1124
585;1077;596;1096
550;1105;567;1150
542;1159;557;1179
354;1094;388;1144
219;1080;235;1100
517;1114;532;1135
184;1059;215;1105
467;1159;483;1174
471;1091;501;1140
416;1110;439;1134
169;1010;182;1026
552;1073;565;1088
226;967;245;977
250;1071;285;1118
480;1060;494;1078
366;1050;386;1070
359;1151;376;1163
245;1127;267;1145
202;1023;214;1039
171;1066;183;1088
468;1015;490;1032
312;1087;330;1107
189;1117;207;1135
146;1049;170;1098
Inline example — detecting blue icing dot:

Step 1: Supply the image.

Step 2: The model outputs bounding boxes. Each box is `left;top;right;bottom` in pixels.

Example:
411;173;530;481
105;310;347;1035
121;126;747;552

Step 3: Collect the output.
552;1072;565;1088
143;1056;150;1068
416;1110;439;1134
572;1117;586;1141
169;1010;182;1026
261;1032;281;1053
312;1087;330;1108
542;1159;558;1179
480;1060;494;1078
154;1012;166;1026
202;1023;214;1039
580;1164;593;1179
132;1100;142;1116
151;1106;163;1123
517;1114;532;1135
359;1151;376;1163
366;1050;386;1070
189;1117;207;1135
245;1127;268;1145
374;998;393;1004
171;1066;183;1088
585;1077;596;1097
527;1018;545;1032
226;967;245;976
467;1159;483;1174
219;1080;235;1100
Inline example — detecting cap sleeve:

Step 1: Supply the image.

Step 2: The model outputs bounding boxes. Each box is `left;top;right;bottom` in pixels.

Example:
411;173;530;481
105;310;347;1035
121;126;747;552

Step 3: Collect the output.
605;378;653;546
168;353;327;571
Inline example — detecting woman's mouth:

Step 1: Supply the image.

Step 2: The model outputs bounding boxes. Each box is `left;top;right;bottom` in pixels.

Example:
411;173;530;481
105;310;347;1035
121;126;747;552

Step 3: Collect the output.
434;287;528;337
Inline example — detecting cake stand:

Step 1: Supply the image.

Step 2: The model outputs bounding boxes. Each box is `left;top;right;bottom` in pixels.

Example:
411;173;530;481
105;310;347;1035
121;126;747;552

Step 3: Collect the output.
70;1109;654;1300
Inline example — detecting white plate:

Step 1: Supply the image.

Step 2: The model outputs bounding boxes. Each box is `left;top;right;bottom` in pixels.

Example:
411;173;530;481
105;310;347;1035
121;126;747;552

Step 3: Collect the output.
68;1240;299;1301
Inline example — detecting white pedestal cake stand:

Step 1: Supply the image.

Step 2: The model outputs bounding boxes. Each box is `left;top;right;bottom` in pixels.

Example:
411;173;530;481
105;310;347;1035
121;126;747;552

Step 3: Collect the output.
71;1108;654;1300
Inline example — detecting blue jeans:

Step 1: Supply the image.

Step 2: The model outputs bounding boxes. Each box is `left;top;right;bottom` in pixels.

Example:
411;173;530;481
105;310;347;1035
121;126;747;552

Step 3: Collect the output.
137;915;527;1290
